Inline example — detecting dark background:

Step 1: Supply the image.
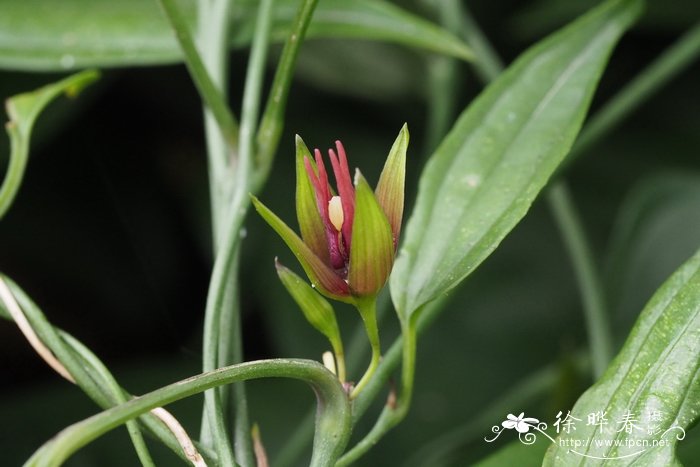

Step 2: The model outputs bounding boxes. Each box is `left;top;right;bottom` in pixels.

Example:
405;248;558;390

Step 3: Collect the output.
1;0;699;465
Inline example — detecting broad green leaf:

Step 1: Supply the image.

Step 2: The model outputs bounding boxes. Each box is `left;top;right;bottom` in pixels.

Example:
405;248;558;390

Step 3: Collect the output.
0;70;99;219
389;0;643;321
543;247;700;465
0;0;472;71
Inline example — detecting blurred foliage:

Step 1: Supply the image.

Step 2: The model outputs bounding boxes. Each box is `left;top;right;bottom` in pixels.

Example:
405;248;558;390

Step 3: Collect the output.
1;0;699;466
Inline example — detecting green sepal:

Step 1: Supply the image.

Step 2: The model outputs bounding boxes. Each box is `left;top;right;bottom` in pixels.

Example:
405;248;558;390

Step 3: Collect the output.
348;171;394;297
251;195;350;300
375;123;408;246
275;259;344;359
295;135;330;264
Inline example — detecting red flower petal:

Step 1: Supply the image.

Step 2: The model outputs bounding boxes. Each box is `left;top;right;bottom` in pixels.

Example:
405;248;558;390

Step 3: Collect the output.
252;196;350;299
328;141;355;253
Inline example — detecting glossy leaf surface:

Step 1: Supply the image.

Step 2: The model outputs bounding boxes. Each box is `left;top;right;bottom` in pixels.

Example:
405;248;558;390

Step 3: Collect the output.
390;0;643;320
543;248;700;465
0;0;472;71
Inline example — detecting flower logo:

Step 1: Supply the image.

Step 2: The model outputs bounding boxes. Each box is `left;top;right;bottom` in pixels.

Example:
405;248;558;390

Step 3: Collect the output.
502;413;540;433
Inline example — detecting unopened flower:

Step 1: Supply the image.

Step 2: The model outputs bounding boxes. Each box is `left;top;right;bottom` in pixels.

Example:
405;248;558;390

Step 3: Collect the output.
252;125;408;301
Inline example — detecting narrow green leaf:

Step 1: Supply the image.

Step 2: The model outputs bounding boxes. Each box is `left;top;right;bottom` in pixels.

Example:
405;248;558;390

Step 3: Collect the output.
0;0;472;71
296;135;329;264
251;195;350;300
275;259;343;353
543;248;700;466
389;0;643;320
0;274;216;464
375;123;408;246
0;70;99;219
287;0;474;61
348;172;394;297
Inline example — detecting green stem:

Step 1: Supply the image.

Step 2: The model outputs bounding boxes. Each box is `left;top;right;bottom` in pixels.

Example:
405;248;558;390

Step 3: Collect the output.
197;0;236;245
273;292;391;467
422;0;462;153
338;318;417;466
346;291;390;374
340;16;700;461
350;298;382;399
404;352;589;467
457;14;700;380
351;297;445;427
457;4;615;374
200;194;248;467
254;0;319;190
455;2;503;83
238;0;275;185
547;183;611;377
270;10;700;467
0;276;215;465
156;0;239;152
24;359;351;467
58;334;155;467
216;249;246;463
567;20;700;164
191;0;239;456
223;2;276;464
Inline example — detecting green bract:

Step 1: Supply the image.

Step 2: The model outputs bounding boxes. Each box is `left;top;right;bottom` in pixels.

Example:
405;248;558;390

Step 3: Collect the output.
275;260;346;381
252;125;408;301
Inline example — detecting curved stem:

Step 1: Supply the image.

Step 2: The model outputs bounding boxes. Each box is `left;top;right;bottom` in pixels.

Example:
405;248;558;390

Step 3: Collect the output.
24;359;351;467
566;20;700;164
254;0;319;190
200;193;248;467
1;70;99;220
547;183;611;377
274;292;391;467
225;2;276;464
351;297;445;424
194;0;235;250
338;318;417;466
238;0;274;187
277;15;700;467
0;277;155;467
454;2;503;83
351;298;381;399
0;275;216;465
156;0;239;152
59;334;156;467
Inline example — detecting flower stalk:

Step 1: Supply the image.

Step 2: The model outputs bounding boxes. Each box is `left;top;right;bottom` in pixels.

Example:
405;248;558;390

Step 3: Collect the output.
351;297;382;399
252;126;408;394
